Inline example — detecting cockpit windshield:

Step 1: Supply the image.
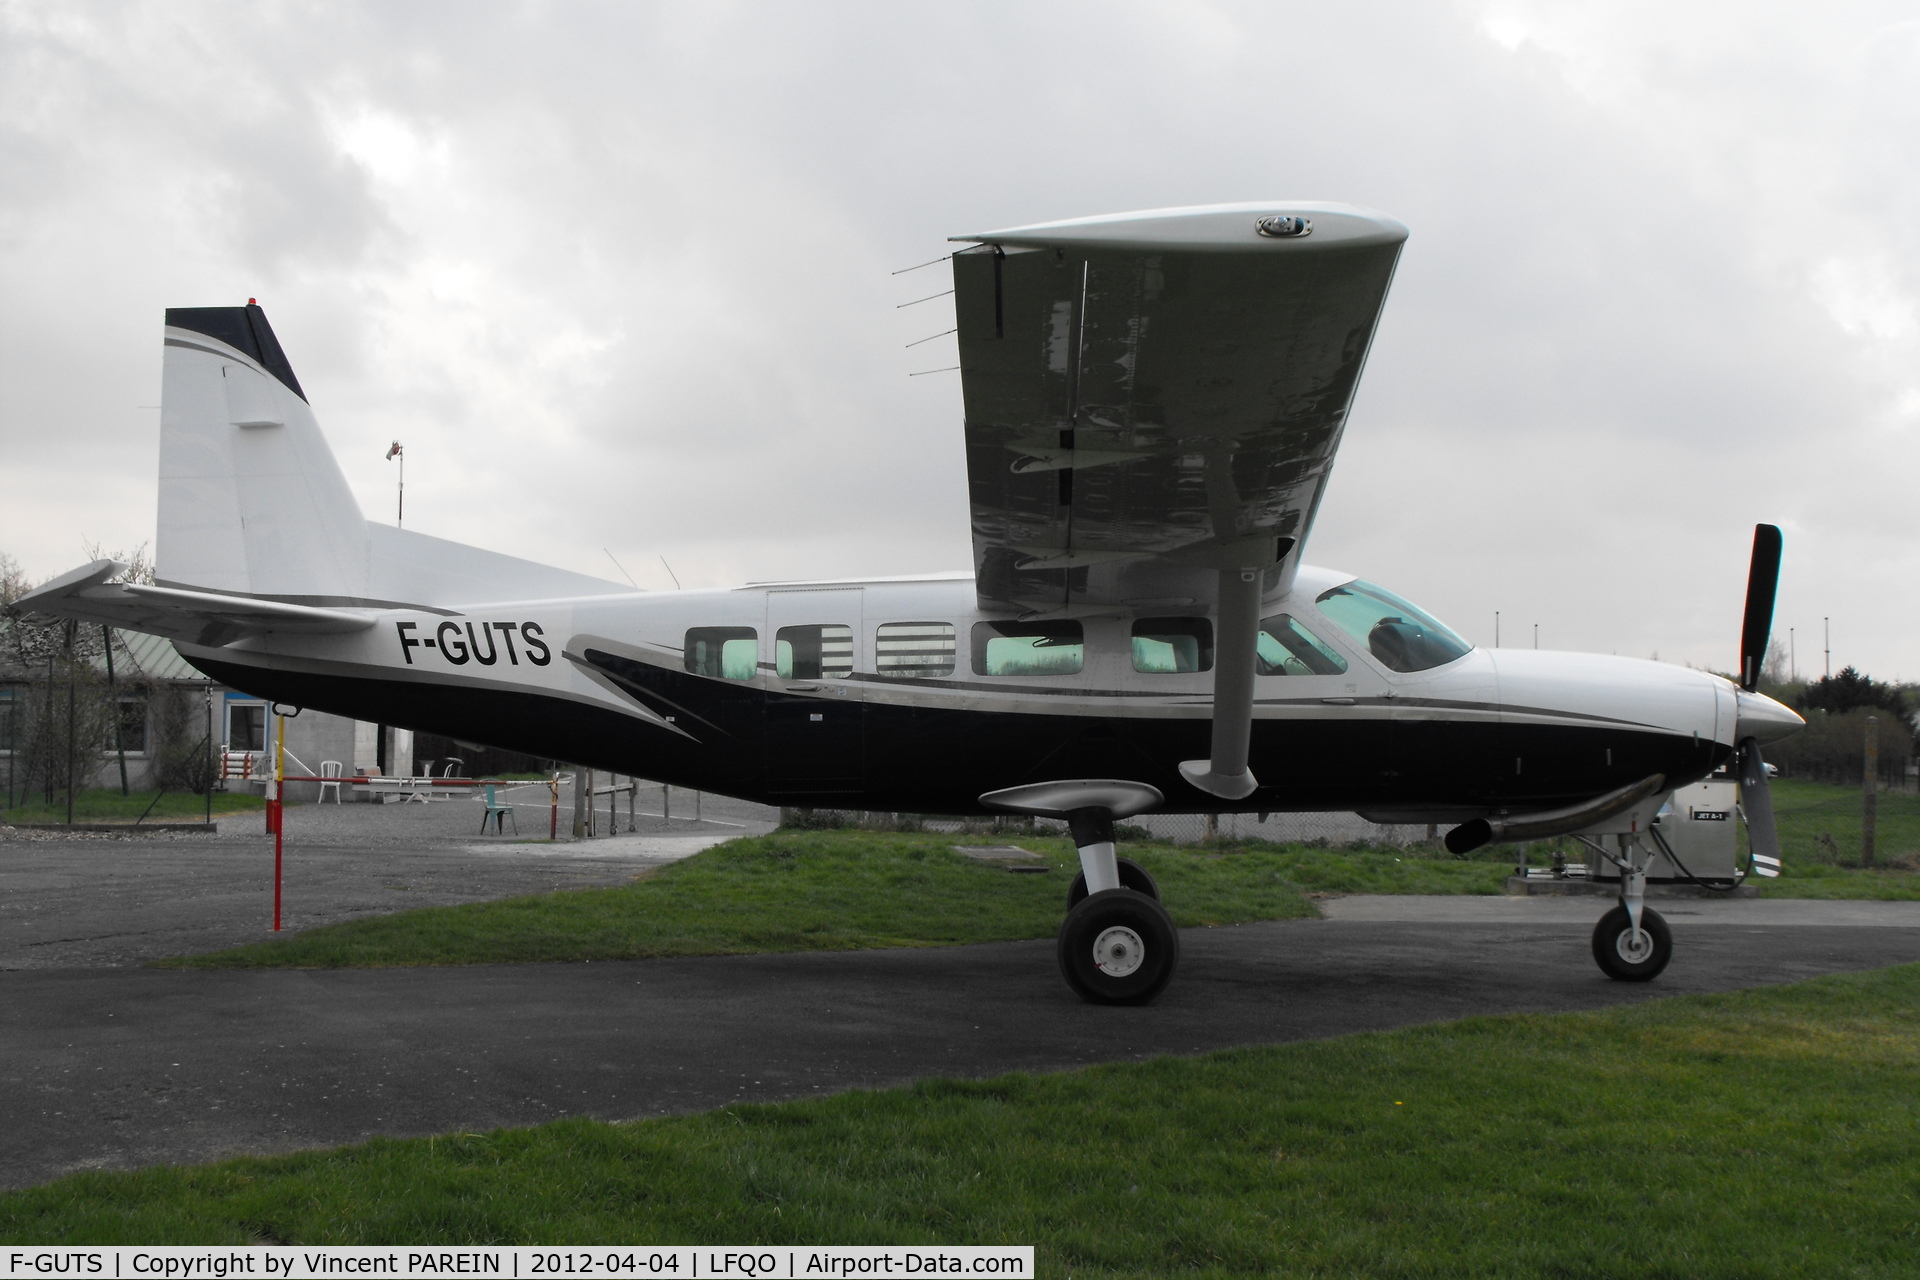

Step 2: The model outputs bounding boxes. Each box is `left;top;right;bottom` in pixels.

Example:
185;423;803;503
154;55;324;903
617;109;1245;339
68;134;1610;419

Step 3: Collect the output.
1315;580;1472;674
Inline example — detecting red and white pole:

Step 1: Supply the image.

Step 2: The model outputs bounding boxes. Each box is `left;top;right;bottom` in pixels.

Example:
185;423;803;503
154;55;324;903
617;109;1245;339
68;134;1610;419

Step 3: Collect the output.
271;709;285;931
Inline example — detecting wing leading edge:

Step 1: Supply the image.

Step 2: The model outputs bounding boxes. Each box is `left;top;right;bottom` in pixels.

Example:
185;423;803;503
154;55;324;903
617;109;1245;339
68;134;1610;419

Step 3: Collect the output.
950;202;1407;613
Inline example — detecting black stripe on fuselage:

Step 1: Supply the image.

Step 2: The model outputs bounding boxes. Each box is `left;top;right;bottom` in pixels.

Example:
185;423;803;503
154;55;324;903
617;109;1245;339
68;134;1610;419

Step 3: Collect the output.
188;652;1730;817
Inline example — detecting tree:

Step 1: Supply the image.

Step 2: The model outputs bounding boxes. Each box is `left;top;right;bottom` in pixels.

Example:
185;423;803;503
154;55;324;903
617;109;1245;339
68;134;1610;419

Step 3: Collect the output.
1801;667;1913;731
1;546;155;811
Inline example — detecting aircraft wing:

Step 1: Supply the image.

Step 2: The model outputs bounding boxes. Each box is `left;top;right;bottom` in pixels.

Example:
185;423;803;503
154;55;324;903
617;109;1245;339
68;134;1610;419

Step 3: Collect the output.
950;202;1407;612
15;559;376;646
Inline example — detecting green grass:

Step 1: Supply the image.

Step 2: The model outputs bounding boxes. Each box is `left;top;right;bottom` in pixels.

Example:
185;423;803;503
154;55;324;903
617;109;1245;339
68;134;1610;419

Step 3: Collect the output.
6;964;1918;1276
0;787;265;823
157;833;1315;968
157;832;1523;971
1769;777;1920;862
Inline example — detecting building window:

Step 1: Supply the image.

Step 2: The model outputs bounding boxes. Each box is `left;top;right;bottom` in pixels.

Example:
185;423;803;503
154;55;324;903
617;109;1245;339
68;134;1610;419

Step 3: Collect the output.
875;622;956;679
113;697;149;754
684;627;758;680
1132;617;1213;673
776;625;854;680
0;687;18;755
228;703;267;752
972;621;1085;677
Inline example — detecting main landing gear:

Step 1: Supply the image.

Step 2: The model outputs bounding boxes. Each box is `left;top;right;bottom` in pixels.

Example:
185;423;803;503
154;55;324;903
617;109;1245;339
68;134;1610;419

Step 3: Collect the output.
1587;832;1673;982
981;779;1177;1005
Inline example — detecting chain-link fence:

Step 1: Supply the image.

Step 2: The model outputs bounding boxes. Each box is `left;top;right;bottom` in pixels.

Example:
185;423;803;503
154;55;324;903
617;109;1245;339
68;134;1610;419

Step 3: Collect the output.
783;807;1435;848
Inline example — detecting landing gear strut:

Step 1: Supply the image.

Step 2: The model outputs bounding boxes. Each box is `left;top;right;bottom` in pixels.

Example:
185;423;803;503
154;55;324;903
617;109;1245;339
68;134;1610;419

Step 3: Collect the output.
1057;807;1179;1004
980;779;1175;1005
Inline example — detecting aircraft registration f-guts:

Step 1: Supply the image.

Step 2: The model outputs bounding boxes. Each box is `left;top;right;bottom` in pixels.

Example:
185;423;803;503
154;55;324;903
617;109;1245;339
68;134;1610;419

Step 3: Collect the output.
22;202;1804;1004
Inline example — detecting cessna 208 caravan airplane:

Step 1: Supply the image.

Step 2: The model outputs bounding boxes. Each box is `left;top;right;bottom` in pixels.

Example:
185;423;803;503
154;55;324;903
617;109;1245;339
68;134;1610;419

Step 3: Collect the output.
23;202;1804;1004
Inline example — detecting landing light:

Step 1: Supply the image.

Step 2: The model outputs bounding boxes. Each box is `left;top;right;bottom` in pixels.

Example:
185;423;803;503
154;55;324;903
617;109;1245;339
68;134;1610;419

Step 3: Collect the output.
1256;215;1312;238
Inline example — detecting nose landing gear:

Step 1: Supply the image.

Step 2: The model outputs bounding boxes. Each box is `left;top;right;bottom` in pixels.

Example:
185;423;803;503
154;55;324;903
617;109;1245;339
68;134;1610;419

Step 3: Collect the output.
1586;832;1674;982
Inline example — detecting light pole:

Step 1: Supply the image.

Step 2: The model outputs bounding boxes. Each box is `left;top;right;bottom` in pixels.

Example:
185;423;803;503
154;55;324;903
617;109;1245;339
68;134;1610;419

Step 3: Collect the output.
386;441;405;527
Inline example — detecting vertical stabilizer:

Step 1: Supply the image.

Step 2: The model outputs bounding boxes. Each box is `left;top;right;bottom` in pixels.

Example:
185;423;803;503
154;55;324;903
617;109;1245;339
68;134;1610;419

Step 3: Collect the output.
158;306;370;602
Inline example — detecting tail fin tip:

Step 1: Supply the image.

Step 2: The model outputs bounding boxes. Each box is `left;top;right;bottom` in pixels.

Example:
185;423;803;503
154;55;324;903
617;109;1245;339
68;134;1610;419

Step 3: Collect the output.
164;303;307;402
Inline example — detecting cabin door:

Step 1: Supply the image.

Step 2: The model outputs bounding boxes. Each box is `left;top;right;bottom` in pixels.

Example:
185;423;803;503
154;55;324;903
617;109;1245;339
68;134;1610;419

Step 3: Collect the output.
763;588;866;799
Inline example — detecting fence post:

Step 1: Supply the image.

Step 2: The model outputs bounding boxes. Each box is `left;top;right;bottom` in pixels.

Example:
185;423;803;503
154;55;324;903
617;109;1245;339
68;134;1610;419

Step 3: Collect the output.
1862;716;1878;868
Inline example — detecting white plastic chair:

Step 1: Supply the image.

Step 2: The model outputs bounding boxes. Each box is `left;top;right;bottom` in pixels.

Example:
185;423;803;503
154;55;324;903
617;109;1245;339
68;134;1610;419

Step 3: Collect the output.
318;760;344;804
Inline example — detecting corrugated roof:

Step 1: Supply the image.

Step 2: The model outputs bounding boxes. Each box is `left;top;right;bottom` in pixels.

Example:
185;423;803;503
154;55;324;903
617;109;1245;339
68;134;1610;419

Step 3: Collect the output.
2;626;209;685
111;630;207;682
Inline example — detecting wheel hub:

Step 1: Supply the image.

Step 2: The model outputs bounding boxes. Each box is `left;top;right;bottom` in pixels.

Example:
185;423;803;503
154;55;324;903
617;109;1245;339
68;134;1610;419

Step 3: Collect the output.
1615;926;1654;964
1092;925;1146;977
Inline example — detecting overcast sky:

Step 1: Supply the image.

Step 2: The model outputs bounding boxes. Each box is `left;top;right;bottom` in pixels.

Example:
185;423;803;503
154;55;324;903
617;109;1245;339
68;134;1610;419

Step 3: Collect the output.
2;1;1916;680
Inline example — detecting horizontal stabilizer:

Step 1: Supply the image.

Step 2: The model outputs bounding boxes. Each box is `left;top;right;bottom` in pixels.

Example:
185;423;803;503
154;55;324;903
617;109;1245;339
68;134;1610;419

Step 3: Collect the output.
15;559;375;647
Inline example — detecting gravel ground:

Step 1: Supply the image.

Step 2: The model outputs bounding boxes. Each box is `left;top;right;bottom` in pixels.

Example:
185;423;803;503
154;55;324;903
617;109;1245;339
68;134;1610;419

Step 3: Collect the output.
0;785;778;969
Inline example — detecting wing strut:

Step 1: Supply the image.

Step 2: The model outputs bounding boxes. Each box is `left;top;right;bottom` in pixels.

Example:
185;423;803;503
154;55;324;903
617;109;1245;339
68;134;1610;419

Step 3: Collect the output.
1179;566;1263;800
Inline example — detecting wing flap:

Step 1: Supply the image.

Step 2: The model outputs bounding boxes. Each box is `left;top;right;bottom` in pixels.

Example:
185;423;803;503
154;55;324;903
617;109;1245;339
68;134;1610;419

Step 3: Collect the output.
952;202;1407;612
15;559;377;646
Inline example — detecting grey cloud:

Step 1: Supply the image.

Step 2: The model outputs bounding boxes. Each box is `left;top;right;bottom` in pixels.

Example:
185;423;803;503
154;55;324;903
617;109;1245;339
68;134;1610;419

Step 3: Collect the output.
1;0;1916;677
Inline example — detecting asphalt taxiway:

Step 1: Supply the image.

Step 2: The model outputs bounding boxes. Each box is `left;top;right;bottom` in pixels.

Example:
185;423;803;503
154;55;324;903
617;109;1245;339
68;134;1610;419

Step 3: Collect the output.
5;894;1919;1190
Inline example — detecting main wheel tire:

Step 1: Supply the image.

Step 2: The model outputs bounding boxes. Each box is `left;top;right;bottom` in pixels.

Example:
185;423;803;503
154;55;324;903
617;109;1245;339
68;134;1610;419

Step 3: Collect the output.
1591;904;1673;982
1066;857;1159;910
1056;888;1180;1005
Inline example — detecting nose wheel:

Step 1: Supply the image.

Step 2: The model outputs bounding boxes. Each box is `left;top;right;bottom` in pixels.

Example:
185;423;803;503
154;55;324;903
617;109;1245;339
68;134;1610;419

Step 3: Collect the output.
1592;904;1672;981
1589;832;1674;981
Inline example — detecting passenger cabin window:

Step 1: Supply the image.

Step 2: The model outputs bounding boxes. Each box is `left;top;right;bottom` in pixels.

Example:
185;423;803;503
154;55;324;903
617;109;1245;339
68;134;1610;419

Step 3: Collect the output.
776;625;853;680
1132;617;1213;673
875;622;956;678
1315;580;1472;673
684;627;758;680
1257;615;1349;676
972;621;1084;677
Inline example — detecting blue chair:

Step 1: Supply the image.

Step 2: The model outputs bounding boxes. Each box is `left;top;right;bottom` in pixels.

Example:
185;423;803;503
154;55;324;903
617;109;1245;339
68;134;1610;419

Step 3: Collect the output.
480;784;517;835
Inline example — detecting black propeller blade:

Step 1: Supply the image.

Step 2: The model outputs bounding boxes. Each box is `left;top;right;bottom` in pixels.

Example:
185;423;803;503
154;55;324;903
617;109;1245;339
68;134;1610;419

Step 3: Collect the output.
1739;523;1783;692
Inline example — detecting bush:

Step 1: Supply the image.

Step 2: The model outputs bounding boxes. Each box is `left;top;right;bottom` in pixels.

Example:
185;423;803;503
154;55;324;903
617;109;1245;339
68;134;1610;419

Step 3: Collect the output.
1767;705;1914;785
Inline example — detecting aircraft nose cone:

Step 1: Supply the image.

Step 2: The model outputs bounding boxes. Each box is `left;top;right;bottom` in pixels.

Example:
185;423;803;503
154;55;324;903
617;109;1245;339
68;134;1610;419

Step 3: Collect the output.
1736;689;1804;745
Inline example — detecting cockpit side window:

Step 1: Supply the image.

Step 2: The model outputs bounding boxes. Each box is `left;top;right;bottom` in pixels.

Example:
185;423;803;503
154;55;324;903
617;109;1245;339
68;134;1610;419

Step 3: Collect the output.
1256;615;1349;676
1314;580;1472;673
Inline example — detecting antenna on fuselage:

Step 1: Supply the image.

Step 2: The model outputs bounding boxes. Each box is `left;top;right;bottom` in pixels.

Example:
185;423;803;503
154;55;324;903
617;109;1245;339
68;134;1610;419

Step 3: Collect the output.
603;549;640;590
659;556;682;591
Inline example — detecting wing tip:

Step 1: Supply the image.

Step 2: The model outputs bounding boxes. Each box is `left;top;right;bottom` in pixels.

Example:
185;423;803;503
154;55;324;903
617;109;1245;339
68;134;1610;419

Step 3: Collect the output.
952;201;1408;251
